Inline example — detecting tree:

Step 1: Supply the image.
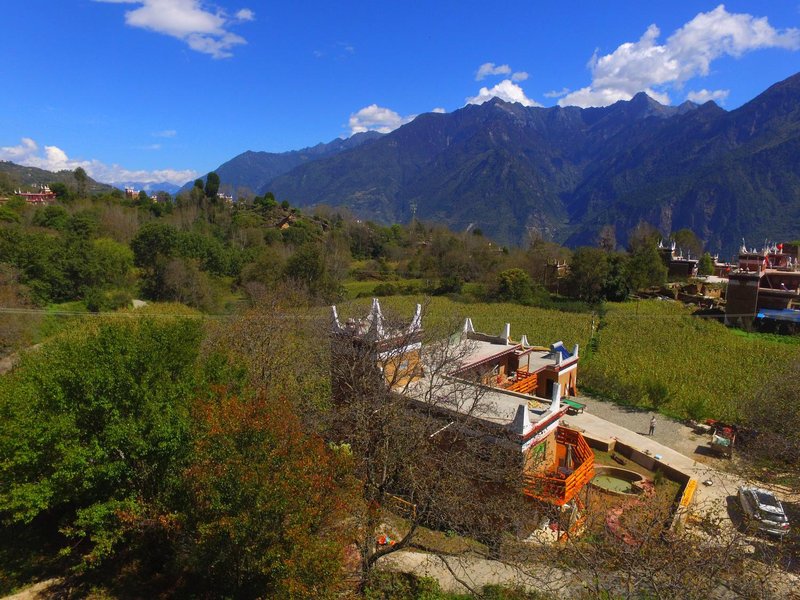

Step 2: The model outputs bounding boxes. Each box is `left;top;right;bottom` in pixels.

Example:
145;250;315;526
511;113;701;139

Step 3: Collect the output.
597;224;617;252
131;222;178;271
505;489;778;600
0;171;15;194
627;224;667;291
182;393;357;599
0;265;40;357
602;253;631;301
494;268;536;305
523;238;571;287
283;242;340;299
74;167;89;198
566;247;610;302
0;309;204;567
670;228;703;259
0;205;20;223
204;171;220;199
326;306;527;585
49;181;71;201
740;360;800;466
698;252;714;276
32;205;69;230
253;192;277;211
161;258;216;311
628;239;667;291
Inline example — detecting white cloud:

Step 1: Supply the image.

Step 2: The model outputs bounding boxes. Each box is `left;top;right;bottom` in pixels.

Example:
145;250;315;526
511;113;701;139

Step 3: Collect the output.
235;8;254;21
563;85;670;107
0;137;38;160
512;71;529;82
559;5;800;107
686;88;730;104
94;0;254;58
466;79;541;107
153;129;177;137
431;107;446;114
543;87;570;98
476;62;511;80
0;137;197;186
348;104;415;134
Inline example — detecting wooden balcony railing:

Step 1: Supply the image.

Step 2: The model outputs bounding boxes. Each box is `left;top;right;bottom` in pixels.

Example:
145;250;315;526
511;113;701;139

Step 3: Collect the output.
506;369;538;394
522;427;595;506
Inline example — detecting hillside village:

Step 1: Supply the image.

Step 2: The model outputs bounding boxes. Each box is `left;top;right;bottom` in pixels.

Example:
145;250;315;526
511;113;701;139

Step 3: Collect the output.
2;3;800;597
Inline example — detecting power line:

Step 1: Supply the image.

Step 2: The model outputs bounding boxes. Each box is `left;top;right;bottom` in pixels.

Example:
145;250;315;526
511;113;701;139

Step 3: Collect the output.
0;305;771;321
0;307;224;319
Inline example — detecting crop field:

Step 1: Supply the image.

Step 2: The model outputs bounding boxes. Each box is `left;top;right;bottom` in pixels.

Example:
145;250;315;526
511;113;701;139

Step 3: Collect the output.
336;296;800;422
342;278;427;299
581;300;800;421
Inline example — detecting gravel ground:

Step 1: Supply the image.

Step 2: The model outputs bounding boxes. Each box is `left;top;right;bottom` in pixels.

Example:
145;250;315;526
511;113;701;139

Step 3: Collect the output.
573;394;727;467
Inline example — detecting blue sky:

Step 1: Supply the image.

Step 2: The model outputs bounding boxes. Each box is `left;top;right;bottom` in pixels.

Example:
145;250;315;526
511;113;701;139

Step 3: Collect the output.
2;1;800;188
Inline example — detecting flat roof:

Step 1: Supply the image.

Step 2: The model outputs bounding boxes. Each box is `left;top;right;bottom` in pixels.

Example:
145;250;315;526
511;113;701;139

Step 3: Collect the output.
459;339;561;374
403;337;569;430
404;374;554;429
460;340;519;368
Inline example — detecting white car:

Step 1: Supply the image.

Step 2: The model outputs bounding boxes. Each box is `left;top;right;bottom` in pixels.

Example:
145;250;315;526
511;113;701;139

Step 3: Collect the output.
738;486;790;538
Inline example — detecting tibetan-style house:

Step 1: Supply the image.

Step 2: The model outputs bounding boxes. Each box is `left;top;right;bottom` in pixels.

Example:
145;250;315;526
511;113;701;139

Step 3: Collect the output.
330;299;595;526
726;242;800;328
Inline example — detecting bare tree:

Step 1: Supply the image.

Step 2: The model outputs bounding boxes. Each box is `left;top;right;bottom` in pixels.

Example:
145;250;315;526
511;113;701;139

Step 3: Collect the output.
326;301;529;586
501;488;789;599
0;265;41;359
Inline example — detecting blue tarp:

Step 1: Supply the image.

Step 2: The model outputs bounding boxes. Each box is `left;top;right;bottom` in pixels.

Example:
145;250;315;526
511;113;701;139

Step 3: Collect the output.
550;343;572;360
755;309;800;323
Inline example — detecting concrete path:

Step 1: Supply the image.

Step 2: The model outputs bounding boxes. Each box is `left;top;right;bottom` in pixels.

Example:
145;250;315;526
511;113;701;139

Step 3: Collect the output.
380;550;580;597
563;406;742;513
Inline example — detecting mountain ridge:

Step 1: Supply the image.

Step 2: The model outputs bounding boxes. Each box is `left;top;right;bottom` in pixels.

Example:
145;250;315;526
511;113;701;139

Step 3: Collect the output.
256;73;800;254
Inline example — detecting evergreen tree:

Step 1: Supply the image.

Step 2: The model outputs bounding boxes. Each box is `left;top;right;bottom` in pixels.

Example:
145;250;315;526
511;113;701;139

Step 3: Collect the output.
204;172;220;199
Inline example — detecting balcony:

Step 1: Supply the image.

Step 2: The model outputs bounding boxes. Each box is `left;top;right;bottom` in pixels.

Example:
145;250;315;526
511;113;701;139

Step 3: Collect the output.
522;427;595;506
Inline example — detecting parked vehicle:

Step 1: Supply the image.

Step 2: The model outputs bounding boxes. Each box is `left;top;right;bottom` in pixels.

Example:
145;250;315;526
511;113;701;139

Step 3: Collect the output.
738;486;790;537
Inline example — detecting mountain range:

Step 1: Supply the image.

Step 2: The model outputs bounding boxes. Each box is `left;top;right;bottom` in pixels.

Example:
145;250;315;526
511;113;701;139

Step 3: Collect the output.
180;131;382;195
204;72;800;255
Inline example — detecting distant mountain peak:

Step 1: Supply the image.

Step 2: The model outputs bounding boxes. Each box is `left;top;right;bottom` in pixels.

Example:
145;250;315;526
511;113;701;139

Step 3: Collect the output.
200;70;800;256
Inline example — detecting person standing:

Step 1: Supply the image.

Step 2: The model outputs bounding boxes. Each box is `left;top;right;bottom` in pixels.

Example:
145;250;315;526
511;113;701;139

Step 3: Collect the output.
649;415;656;436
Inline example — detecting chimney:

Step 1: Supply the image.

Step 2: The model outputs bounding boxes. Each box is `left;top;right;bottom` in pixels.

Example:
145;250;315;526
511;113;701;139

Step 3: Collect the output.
550;382;562;413
510;403;532;435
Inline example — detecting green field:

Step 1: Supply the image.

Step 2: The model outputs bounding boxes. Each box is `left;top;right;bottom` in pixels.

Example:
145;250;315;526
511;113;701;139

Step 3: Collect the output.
336;296;800;422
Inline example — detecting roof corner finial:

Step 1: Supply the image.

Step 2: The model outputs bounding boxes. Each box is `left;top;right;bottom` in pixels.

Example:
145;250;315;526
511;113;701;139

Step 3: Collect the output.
331;305;343;333
408;303;422;333
463;317;475;334
367;297;384;337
